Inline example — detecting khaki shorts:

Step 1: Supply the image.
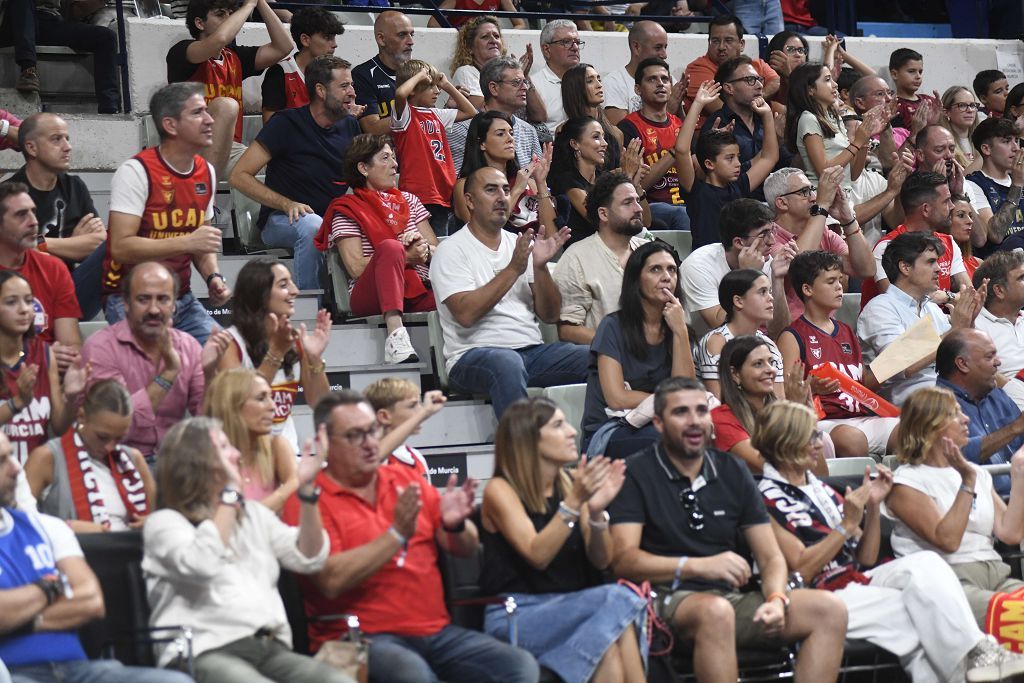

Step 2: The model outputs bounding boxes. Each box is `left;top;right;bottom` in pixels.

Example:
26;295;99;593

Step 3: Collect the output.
951;560;1024;629
657;586;785;649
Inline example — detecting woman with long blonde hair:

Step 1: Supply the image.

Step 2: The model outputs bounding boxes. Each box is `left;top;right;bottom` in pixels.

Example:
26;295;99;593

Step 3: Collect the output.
204;368;298;513
481;397;646;683
940;85;981;170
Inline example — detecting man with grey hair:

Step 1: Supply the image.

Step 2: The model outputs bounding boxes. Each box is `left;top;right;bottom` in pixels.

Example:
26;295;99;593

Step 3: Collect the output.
602;20;681;126
534;19;582;132
973;250;1024;411
447;56;542;178
103;82;230;346
764;166;874;318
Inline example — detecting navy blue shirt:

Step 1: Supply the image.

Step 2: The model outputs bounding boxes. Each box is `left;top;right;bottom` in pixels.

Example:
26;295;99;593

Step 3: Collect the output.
702;103;792;202
937;377;1021;496
352;57;396;121
255;105;361;227
686;172;751;250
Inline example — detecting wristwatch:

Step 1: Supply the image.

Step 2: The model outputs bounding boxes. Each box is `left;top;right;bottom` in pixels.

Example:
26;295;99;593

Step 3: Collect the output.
809;204;831;218
297;486;321;505
220;487;243;508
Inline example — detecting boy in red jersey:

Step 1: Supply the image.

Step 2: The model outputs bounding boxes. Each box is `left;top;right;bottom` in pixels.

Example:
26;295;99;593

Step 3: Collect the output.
166;0;292;178
391;60;476;236
778;250;900;458
364;378;448;485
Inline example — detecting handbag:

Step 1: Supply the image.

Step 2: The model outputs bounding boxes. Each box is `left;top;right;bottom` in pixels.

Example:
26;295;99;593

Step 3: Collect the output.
314;616;369;683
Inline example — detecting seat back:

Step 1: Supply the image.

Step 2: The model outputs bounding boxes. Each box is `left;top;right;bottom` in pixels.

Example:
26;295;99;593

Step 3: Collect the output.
836;293;861;330
650;230;692;261
231;188;269;252
826;457;877;477
326;250;354;318
427;311;449;390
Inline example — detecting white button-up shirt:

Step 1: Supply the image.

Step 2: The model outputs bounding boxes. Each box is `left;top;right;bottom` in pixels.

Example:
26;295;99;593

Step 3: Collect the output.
975;306;1024;411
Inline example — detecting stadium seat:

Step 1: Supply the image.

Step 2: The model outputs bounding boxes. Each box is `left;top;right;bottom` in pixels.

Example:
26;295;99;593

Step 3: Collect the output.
836;293;860;330
651;230;692;261
827;457;877;477
527;383;586;449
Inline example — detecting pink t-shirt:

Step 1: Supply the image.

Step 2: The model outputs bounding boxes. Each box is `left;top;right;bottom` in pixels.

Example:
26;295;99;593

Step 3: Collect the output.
769;222;849;320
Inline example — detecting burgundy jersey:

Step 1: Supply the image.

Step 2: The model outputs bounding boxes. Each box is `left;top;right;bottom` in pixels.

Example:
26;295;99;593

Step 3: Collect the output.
1;337;52;464
786;316;870;419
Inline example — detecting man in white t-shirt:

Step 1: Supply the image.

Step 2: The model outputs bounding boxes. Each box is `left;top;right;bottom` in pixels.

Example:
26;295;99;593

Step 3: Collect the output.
679;198;792;339
602;21;680;127
429;167;588;417
973;250;1024;410
533;20;581;133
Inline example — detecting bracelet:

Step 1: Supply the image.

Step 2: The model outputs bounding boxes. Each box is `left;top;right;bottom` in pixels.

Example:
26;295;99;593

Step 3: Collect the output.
205;271;225;287
766;591;791;611
306;358;326;374
670;556;689;591
557;501;580;528
0;119;9;139
264;351;284;367
387;525;408;547
842;227;862;238
588;510;610;530
839;218;857;228
836;524;855;540
152;375;173;392
442;519;466;534
958;484;977;499
847;141;863;151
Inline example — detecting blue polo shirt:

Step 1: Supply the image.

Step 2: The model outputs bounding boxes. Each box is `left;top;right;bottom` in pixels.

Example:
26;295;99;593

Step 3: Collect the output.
255;105;361;228
937;377;1021;496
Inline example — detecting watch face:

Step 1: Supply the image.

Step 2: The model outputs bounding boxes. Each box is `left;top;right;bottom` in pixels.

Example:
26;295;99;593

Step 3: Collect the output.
221;489;241;505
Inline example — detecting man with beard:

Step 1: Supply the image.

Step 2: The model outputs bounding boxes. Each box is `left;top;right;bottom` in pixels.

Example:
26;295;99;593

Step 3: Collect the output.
104;82;230;346
354;11;415;135
83;262;228;462
230;56;362;292
603;21;677;127
0;431;194;683
608;376;848;683
554;171;652;344
860;171;970;310
430;166;589;417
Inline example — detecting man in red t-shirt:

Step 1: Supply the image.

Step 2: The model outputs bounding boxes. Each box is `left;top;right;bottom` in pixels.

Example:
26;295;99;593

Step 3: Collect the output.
862;171;970;309
166;0;292;179
0;182;81;370
283;391;538;683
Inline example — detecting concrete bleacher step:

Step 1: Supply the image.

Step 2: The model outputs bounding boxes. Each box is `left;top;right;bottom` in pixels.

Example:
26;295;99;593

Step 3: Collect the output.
321;322;430;369
189;254;294;297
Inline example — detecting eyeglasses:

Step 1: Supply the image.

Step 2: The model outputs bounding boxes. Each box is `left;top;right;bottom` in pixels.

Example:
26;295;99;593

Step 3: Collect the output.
728;75;765;87
709;37;739;47
679;487;705;531
499;78;528;89
547;38;584;49
743;227;774;243
783;45;807;55
950;102;980;112
808;429;823;445
331;423;383;446
779;185;816;199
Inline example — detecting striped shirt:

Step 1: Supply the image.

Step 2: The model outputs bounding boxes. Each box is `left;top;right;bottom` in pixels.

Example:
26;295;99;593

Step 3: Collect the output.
693;324;784;384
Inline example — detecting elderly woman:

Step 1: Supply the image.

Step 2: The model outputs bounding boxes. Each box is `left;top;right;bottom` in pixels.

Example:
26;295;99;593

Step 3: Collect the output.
26;379;153;532
142;417;352;683
754;400;1019;683
204;368;297;514
448;16;544;122
885;387;1024;632
317;134;437;365
481;397;646;682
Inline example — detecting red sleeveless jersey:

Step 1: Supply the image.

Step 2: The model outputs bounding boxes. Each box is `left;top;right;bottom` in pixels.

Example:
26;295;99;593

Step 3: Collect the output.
622;111;684;205
102;148;213;296
191;47;246;142
279;56;310;111
786;316;870;419
2;337;53;464
393;107;456;207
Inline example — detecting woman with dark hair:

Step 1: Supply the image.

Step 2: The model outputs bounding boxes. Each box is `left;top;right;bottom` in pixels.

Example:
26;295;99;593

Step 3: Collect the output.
481;397;646;683
27;379;153;532
218;259;331;451
581;241;693;458
453;110;554;232
712;334;827;475
550;116;648;245
317;134;438;364
786;62;884;187
753;400;1014;683
693;268;783;399
560;64;622;171
766;31;809;105
205;368;297;514
142;417;351;683
1003;83;1024;126
0;271;84;465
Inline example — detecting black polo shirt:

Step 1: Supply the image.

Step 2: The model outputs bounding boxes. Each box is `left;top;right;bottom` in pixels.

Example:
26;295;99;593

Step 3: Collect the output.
609;444;769;591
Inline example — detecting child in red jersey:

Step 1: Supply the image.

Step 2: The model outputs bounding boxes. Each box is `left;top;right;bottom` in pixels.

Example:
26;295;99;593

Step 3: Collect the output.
364;377;448;484
778;250;900;459
391;60;477;236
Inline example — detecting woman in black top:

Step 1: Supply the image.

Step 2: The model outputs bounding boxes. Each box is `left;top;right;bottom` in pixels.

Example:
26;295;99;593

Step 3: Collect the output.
480;397;646;683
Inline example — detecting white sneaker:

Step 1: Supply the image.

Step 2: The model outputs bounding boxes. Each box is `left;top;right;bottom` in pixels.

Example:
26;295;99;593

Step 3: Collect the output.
966;635;1024;681
384;327;418;365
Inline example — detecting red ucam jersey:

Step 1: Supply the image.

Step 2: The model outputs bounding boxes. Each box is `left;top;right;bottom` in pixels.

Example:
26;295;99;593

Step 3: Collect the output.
102;148;213;296
2;337;52;464
279;55;310;110
621;111;684;205
192;47;246;142
393;107;456;207
786;316;871;419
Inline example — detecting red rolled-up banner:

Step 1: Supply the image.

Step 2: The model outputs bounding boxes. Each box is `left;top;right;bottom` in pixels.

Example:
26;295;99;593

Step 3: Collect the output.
809;363;900;418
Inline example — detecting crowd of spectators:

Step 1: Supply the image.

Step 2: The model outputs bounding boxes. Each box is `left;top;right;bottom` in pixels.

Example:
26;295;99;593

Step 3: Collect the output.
9;3;1024;682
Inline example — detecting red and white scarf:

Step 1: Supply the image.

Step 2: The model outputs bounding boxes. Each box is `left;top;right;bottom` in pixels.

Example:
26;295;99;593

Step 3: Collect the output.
63;428;149;528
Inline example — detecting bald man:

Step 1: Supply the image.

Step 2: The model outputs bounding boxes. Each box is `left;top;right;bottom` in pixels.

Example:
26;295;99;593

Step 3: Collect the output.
603;20;679;126
353;10;415;135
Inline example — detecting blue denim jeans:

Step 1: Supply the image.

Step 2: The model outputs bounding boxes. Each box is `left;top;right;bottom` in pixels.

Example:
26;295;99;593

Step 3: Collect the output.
260;211;324;292
647;202;691;232
733;0;784;34
367;623;539;683
71;242;106;321
10;659;193;683
105;292;216;346
448;342;590;417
